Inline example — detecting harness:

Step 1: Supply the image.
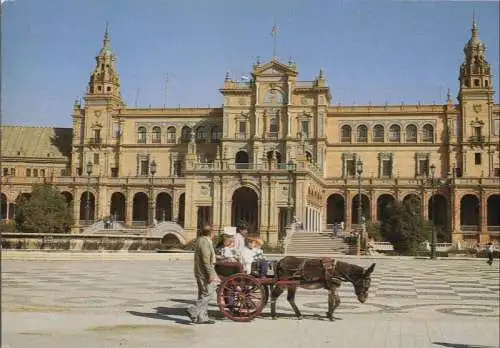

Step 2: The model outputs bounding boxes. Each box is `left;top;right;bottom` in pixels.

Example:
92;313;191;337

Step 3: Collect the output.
292;258;338;289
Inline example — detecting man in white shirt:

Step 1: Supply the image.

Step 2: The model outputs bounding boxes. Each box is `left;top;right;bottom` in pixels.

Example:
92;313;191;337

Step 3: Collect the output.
234;224;248;256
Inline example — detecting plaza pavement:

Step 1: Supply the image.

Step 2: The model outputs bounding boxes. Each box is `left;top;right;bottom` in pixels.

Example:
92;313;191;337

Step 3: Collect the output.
1;251;499;348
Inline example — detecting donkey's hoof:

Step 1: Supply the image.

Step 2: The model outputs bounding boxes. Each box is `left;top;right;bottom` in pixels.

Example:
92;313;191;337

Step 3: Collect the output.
271;316;278;320
296;316;303;321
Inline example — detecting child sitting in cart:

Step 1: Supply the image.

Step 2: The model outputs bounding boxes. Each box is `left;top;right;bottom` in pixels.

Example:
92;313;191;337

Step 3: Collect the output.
249;238;270;277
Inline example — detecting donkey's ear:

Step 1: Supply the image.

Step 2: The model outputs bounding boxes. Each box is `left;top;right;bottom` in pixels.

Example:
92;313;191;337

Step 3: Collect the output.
364;263;376;277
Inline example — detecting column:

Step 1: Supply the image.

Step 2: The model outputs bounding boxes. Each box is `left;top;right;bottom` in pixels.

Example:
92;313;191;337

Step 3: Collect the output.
479;190;489;243
172;190;179;223
126;191;133;225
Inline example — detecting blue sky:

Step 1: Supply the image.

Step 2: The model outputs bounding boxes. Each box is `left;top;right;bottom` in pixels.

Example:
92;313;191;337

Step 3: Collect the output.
2;0;499;127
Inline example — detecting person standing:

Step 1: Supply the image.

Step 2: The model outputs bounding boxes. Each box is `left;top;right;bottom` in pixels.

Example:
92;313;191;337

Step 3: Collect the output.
486;242;494;266
234;223;249;257
186;224;220;324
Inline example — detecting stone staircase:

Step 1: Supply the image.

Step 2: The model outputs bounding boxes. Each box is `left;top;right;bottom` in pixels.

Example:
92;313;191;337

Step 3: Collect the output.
285;232;355;255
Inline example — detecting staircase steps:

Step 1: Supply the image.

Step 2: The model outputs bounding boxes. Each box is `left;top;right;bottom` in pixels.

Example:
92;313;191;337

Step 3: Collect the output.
286;232;355;255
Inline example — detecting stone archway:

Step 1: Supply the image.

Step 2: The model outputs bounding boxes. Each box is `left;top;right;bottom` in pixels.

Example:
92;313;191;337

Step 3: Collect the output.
0;193;7;220
156;192;172;222
231;187;259;234
377;194;395;221
132;192;149;222
428;194;447;227
79;191;96;222
326;194;345;224
487;194;500;229
403;193;421;207
351;193;370;223
460;194;480;228
110;192;126;222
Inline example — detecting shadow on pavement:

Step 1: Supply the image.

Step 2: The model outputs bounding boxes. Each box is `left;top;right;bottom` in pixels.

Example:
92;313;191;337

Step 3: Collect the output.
433;342;496;348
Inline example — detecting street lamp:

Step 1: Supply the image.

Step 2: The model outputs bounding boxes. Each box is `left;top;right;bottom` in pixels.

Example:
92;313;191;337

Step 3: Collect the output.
356;159;364;251
86;161;93;225
429;163;437;259
148;160;157;227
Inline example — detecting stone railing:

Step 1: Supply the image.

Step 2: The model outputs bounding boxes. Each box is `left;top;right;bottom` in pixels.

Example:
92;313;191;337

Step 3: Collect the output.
325;177;500;187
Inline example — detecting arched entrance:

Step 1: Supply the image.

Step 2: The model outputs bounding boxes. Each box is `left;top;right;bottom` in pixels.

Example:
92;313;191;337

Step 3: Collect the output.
428;194;447;227
351;194;370;223
403;193;421;208
487;195;500;229
110;192;126;222
460;194;479;229
235;151;249;169
132;192;149;222
79;191;96;222
326;194;345;224
0;193;7;220
377;194;395;221
231;187;259;234
178;193;185;227
156;192;172;222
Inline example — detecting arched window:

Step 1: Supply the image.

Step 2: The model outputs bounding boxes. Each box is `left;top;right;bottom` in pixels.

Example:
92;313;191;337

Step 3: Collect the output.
270;117;279;133
137;127;147;144
341;125;352;143
357;125;368;143
152;126;161;144
423;124;434;143
196;126;208;142
166;126;176;143
389;124;401;142
211;127;221;142
181;126;191;143
406;124;417;143
373;125;385;142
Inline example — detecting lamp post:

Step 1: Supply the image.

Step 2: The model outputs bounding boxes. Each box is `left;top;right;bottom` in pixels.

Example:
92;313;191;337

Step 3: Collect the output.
148;160;157;227
86;161;93;225
356;159;364;251
429;163;437;259
287;160;295;226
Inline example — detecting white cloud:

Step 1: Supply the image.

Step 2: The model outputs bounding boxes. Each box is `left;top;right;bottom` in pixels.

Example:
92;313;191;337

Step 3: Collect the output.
1;0;15;4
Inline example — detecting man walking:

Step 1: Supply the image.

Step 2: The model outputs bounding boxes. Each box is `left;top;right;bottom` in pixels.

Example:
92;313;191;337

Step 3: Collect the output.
186;224;220;324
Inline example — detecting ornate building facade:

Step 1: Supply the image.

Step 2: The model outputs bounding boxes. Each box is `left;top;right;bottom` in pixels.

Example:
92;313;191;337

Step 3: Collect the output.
1;21;499;245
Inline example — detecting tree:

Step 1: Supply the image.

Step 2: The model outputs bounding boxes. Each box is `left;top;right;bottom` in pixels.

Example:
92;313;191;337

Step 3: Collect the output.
15;184;73;233
380;197;430;255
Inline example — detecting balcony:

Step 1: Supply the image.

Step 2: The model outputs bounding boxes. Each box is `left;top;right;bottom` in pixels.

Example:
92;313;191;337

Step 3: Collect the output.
356;137;368;143
88;138;102;146
234;133;248;140
340;137;352;144
266;132;279;140
469;135;485;145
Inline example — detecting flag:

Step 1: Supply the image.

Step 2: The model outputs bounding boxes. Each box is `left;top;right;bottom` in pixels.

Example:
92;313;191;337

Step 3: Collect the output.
271;24;278;37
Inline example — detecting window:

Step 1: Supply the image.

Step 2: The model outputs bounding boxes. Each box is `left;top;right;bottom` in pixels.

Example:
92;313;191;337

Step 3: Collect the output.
10;168;16;176
346;159;355;176
238;121;247;139
406;125;417;142
33;169;38;177
40;169;45;177
111;168;118;177
2;168;8;176
174;160;183;176
181;126;191;143
474;79;480;87
382;159;392;177
167;127;176;143
196;127;208;142
94;153;100;165
60;169;66;176
140;160;149;176
26;169;31;177
373;125;384;142
305;151;312;162
113;123;120;138
389;125;401;142
356;125;367;143
137;127;147;144
422;124;434;143
493;119;500;136
211;127;221;142
152;126;161;144
419;159;429;176
301;121;309;138
494;168;500;177
270;117;279;133
341;125;352;143
474;126;482;137
474;153;481;165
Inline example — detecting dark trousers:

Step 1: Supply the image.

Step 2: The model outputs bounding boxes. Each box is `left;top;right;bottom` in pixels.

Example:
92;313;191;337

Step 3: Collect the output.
487;252;494;265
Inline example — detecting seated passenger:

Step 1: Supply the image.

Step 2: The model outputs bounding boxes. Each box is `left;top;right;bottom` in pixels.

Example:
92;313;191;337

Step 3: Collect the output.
222;236;238;262
249;238;270;277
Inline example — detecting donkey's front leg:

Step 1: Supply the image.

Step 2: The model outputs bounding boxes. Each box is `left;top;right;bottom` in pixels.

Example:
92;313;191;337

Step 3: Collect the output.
270;286;284;320
287;286;303;320
326;287;341;321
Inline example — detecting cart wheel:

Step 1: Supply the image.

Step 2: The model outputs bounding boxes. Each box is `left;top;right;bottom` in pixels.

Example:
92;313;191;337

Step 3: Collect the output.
217;273;265;322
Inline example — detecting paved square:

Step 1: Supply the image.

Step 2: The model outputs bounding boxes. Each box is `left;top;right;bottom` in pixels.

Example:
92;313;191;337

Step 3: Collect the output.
1;252;499;348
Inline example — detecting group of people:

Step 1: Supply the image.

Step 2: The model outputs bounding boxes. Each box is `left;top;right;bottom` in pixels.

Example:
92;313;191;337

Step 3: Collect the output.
185;223;269;325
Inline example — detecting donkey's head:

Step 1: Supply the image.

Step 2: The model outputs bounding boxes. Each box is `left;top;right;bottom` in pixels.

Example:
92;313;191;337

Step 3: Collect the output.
352;263;376;303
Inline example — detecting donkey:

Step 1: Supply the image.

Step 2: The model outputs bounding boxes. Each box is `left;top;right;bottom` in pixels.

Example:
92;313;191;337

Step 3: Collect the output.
270;256;376;321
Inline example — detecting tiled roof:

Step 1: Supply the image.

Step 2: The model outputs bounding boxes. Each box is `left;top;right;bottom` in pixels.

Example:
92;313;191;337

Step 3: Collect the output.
0;126;72;159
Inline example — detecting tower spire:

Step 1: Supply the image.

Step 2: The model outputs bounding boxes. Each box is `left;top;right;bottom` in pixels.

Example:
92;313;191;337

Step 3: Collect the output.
271;21;279;59
100;22;112;56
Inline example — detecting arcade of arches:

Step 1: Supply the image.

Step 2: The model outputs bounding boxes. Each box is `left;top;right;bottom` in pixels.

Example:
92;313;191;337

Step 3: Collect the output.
325;192;500;241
